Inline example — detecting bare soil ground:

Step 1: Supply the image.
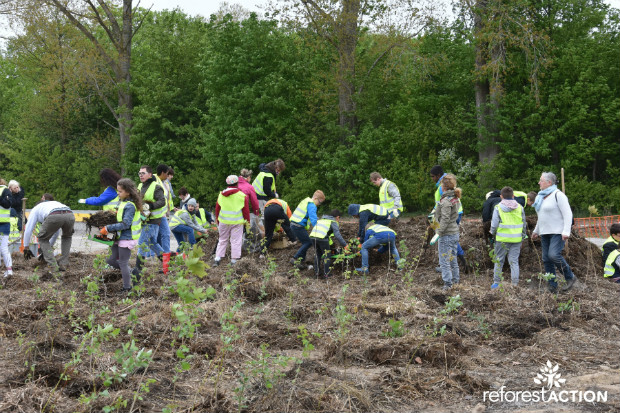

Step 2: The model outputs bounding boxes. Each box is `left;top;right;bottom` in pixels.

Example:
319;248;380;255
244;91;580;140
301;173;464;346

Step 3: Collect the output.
0;217;618;412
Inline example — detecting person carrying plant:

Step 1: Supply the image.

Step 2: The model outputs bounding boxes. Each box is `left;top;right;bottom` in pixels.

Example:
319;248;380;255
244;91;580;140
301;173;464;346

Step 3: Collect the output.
355;222;404;275
214;175;250;266
289;190;325;269
347;203;390;241
433;173;461;290
260;197;296;256
489;186;527;289
101;178;142;294
310;209;347;278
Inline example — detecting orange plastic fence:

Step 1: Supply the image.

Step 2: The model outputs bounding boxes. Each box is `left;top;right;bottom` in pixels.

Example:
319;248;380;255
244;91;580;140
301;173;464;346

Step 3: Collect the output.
573;216;620;238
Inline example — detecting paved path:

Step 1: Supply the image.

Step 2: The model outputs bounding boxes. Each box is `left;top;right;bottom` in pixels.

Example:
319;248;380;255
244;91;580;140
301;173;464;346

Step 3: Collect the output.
12;222;180;255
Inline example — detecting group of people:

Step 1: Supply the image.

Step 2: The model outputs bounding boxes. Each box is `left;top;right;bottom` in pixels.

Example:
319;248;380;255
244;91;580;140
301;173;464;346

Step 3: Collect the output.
3;159;615;295
481;171;578;293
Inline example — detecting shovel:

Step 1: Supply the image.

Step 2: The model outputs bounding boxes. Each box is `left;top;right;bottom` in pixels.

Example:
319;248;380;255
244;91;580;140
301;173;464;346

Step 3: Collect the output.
19;197;28;253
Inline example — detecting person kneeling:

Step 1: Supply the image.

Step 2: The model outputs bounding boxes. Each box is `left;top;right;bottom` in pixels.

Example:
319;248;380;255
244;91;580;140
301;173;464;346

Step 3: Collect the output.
356;223;403;275
309;209;347;278
169;198;207;252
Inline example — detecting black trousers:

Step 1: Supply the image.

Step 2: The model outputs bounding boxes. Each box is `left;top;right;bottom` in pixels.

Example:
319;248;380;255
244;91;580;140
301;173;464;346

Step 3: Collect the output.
261;204;295;254
312;238;333;277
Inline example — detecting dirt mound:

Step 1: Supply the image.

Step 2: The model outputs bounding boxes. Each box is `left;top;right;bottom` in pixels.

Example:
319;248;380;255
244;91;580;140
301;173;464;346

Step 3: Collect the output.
0;216;617;412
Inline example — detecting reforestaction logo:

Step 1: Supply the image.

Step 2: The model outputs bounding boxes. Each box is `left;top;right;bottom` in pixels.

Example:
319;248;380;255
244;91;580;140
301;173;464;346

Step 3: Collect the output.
483;360;608;404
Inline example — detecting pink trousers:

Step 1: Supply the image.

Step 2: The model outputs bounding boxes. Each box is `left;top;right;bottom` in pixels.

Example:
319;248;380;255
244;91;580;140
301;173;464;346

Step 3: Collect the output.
216;223;243;260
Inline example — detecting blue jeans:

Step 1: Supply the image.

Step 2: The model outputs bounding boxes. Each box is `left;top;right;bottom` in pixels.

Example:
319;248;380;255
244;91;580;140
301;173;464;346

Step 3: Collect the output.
138;223;164;257
541;234;574;288
171;225;197;252
360;235;400;269
456;214;464;257
291;224;312;260
438;233;460;286
157;216;171;253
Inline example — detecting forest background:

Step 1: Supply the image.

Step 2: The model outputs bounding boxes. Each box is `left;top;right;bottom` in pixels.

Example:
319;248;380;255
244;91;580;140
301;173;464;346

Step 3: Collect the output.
0;0;617;216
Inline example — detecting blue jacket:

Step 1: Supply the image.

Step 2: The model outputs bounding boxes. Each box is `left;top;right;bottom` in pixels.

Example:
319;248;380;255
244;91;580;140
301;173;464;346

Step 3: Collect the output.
348;204;389;239
86;186;118;206
106;202;137;240
296;201;318;228
364;227;396;244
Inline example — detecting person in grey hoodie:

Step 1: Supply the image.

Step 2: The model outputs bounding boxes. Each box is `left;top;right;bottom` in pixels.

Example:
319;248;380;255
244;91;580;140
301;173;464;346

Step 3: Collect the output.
434;174;461;290
169;198;207;252
489;187;527;289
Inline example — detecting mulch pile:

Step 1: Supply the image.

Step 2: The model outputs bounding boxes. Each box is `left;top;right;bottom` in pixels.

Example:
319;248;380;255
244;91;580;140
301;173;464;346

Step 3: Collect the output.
83;210;118;233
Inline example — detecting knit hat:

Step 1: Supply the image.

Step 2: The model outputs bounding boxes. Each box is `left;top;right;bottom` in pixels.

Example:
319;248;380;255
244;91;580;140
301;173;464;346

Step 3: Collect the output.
226;175;239;185
187;198;197;207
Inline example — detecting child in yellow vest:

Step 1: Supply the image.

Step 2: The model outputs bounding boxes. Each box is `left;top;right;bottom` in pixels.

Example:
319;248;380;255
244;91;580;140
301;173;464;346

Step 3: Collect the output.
489;186;527;288
214;175;250;266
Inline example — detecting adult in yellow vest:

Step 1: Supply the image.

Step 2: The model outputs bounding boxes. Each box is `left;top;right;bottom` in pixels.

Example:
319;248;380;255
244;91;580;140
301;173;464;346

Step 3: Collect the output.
101;178;143;294
602;224;620;266
261;198;296;256
289;190;325;269
214;175;251;266
0;180;14;278
252;159;286;214
347;203;390;240
155;164;173;254
170;198;208;252
489;187;527;289
430;165;467;272
77;168;121;211
310;209;347;277
355;223;403;274
369;172;403;218
134;165;167;277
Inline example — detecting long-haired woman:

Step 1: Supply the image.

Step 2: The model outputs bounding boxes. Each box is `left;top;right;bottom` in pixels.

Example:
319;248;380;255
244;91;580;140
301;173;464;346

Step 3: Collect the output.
102;178;143;293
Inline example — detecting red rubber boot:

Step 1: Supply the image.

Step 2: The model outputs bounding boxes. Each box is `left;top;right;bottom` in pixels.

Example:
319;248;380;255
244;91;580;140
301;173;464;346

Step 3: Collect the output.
162;252;171;275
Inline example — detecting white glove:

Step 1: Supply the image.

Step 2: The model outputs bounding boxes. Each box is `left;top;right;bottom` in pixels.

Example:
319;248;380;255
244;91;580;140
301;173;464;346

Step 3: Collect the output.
78;199;86;204
275;192;279;199
390;209;400;218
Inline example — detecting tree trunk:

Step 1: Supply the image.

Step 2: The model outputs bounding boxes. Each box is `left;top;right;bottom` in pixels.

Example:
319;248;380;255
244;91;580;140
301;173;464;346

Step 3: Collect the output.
474;0;500;189
117;0;133;173
336;0;359;137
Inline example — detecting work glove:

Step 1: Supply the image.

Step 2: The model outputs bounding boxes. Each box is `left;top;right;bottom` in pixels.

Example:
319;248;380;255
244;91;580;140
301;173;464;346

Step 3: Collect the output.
275;192;279;199
38;253;45;262
78;199;86;204
343;245;351;254
390;209;401;219
245;221;251;232
100;227;108;236
23;249;34;260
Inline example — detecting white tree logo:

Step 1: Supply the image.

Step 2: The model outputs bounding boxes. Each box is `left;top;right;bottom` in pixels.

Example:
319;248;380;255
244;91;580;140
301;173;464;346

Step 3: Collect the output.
534;360;566;389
